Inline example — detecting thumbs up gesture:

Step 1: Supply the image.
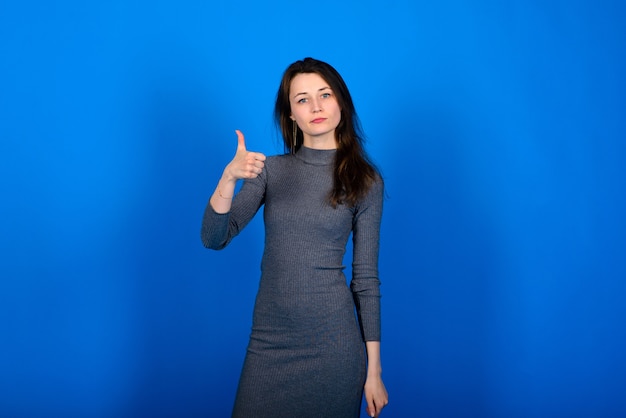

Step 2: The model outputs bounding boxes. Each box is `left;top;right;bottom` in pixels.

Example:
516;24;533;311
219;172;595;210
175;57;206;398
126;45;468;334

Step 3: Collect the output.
225;130;266;180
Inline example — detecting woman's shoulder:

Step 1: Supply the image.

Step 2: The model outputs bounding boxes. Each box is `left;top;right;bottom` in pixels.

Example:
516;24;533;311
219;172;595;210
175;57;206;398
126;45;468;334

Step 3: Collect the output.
357;174;384;207
265;152;293;167
266;152;290;161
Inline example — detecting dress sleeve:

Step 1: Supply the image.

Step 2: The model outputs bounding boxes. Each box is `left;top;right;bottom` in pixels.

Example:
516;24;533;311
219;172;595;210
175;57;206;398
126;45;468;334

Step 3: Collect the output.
200;167;267;250
350;178;384;341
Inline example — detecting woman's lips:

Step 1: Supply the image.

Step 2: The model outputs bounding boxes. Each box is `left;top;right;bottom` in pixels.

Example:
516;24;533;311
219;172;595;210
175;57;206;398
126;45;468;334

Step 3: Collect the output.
311;118;327;123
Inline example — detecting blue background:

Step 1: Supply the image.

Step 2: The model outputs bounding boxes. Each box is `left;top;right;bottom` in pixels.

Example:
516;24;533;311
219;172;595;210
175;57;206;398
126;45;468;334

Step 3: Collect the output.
1;1;625;417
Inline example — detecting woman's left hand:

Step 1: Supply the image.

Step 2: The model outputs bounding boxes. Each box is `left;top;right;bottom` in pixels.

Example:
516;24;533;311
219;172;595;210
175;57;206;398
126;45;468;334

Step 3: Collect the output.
364;374;388;417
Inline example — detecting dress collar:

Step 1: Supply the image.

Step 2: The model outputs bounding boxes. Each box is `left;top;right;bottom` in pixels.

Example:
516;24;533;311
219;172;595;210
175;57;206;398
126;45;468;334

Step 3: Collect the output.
294;146;336;166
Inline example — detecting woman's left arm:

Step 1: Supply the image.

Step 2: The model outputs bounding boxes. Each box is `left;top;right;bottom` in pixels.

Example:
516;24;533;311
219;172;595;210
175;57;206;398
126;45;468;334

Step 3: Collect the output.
364;341;388;417
350;178;388;416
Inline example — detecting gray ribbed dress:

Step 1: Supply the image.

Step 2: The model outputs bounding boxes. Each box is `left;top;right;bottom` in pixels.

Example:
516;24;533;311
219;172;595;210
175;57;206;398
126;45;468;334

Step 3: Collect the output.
201;146;383;418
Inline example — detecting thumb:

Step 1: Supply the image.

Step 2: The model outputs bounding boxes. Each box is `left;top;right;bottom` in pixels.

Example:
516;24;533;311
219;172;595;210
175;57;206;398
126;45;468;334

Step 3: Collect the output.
366;399;375;417
235;130;246;152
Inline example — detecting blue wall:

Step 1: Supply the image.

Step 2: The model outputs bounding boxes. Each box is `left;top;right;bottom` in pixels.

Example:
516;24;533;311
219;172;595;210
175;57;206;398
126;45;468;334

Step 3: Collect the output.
1;1;625;417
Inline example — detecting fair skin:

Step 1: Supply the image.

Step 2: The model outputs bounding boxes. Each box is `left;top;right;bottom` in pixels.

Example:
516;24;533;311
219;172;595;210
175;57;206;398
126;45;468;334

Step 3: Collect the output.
289;72;341;150
209;129;265;214
210;72;388;417
364;341;389;417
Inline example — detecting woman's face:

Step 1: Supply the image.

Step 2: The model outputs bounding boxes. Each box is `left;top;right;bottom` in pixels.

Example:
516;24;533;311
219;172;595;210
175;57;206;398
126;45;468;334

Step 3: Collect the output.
289;72;342;148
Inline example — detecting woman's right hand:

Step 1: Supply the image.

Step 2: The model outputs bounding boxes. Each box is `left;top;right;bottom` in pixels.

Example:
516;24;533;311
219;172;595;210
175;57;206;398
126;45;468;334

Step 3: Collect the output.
224;130;266;181
210;130;265;214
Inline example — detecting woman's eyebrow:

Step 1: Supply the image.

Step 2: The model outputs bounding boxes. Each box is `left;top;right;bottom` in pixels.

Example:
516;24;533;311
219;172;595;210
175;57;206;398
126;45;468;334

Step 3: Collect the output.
293;87;331;98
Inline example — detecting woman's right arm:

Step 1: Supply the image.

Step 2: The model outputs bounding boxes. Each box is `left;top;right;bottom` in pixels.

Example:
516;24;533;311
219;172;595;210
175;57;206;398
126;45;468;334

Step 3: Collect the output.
201;130;266;249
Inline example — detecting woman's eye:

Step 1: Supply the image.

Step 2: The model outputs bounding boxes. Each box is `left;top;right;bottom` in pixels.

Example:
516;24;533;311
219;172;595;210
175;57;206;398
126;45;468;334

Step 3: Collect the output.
297;98;307;104
321;93;331;99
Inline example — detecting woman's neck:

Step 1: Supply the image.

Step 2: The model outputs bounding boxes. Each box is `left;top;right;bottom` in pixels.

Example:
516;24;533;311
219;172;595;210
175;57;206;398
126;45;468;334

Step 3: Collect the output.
302;133;337;150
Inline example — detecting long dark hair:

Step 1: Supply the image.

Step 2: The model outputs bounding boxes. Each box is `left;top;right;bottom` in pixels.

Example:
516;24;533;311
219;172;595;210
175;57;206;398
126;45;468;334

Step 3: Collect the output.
274;57;380;207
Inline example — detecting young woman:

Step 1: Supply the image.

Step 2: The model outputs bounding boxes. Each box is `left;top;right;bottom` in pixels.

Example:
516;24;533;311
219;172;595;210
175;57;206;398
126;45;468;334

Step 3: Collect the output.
201;57;388;417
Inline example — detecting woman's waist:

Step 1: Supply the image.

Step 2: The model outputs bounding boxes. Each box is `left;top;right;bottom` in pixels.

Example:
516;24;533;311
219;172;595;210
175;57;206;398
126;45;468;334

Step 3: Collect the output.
250;290;359;343
260;257;346;275
254;281;353;317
